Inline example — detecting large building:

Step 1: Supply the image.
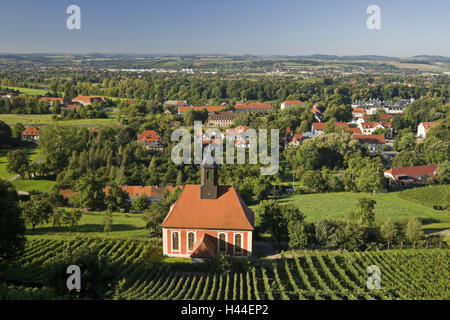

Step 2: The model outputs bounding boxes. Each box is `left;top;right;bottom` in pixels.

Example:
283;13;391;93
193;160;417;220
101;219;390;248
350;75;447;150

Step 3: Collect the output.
137;130;164;151
161;162;254;261
234;102;274;114
207;112;236;127
352;98;413;115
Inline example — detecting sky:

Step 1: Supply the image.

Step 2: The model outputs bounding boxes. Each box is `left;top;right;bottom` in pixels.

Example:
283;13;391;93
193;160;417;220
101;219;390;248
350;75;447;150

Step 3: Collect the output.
0;0;449;57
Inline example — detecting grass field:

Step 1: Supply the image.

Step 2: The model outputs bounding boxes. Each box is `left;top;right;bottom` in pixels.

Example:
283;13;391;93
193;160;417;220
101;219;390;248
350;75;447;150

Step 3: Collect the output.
0;147;41;180
252;189;450;225
0;114;119;126
2;86;50;96
26;211;148;239
11;179;56;193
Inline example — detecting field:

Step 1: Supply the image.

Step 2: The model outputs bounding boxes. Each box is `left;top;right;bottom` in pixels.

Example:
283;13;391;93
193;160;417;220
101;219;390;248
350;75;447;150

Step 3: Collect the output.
0;147;41;180
11;179;56;193
26;212;148;239
3;86;50;96
269;189;450;224
2;238;449;300
0;114;118;127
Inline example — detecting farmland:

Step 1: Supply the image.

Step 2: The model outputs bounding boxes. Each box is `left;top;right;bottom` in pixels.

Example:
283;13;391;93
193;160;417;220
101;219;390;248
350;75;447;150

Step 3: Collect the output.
271;189;450;224
0;114;118;127
2;238;448;300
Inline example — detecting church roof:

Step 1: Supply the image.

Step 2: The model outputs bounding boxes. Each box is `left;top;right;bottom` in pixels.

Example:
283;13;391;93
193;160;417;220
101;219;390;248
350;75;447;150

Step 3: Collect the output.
161;185;254;230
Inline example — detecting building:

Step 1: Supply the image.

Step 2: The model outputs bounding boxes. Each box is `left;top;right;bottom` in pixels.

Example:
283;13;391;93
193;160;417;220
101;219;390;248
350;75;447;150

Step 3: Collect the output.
280;100;305;110
353;134;386;153
164;100;187;106
177;106;226;115
222;126;253;148
352;107;366;119
103;185;180;202
207;112;236;127
417;122;438;138
72;96;106;106
161;162;254;261
137;130;164;151
311;122;359;136
358;121;393;138
384;164;438;186
351;98;413;115
21;127;39;142
39;97;65;105
234;103;274;114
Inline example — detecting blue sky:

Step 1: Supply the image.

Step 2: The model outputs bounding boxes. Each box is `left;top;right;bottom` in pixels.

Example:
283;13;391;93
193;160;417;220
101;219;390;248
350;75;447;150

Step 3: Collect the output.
0;0;449;56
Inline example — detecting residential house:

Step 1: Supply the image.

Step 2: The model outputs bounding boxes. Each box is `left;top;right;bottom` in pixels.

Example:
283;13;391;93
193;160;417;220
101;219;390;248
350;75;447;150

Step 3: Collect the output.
353;134;386;153
164;100;187;106
384;164;438;186
21;127;39;142
280;100;305;110
161;162;254;260
137;130;164;151
352;98;413;115
352;107;366;119
39;97;65;106
417;122;438;138
358;121;393;138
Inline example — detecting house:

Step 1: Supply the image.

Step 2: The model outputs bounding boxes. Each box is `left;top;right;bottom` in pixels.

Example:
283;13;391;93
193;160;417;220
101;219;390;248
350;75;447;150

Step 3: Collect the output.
137;130;164;151
164;100;187;106
177;106;226;115
222;126;253;148
384;164;438;186
161;162;254;260
417;122;438;138
353;134;386;153
72;96;105;106
207;112;236;127
280;100;305;110
234;103;274;114
21;127;39;142
39;97;65;105
352;107;366;119
311;104;325;122
352;98;413;115
358;121;393;138
311;122;358;136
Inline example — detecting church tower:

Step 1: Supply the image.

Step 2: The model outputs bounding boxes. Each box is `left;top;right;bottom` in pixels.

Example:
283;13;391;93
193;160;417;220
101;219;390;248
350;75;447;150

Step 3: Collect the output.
200;161;218;199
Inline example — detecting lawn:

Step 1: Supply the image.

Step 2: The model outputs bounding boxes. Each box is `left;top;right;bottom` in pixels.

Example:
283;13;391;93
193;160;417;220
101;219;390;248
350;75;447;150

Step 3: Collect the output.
3;86;50;96
252;190;450;224
26;211;148;239
11;178;56;193
0;114;118;126
0;147;41;180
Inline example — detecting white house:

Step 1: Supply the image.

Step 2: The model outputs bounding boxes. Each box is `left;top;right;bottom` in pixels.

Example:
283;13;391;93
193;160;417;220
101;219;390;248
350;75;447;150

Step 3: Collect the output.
280;100;305;110
417;122;438;138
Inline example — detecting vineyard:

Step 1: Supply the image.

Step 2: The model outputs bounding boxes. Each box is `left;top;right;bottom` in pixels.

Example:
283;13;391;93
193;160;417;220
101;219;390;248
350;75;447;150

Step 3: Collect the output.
2;238;449;300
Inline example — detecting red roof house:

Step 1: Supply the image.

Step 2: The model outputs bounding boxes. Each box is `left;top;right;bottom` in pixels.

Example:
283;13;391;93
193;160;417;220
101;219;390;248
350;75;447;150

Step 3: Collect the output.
384;164;438;185
21;127;40;141
234;103;274;113
161;163;254;260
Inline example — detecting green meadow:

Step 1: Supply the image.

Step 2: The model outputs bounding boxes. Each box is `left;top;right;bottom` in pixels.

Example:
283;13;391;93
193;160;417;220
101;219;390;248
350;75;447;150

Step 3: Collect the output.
0;114;118;126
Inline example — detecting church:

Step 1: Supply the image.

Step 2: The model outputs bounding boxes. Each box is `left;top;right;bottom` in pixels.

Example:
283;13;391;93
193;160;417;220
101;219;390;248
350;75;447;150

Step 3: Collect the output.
161;162;254;261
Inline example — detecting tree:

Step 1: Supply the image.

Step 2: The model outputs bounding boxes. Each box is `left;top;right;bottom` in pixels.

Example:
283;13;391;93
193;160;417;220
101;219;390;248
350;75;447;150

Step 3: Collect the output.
56;208;83;230
349;197;376;227
380;220;397;249
405;218;423;247
436;160;450;184
132;195;150;212
19;195;53;232
76;174;105;210
11;122;25;140
314;219;337;248
256;200;287;248
103;210;113;235
0;180;25;267
284;204;312;249
6;149;31;179
0;121;12;147
105;184;130;212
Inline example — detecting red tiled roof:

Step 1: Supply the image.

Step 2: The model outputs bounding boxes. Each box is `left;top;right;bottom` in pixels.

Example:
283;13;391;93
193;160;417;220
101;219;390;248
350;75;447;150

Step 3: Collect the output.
353;134;386;144
420;122;438;131
103;185;181;198
137;130;162;144
22;127;39;136
72;96;105;103
352;107;366;113
283;100;304;105
234;103;274;110
161;185;254;230
59;189;78;198
190;233;217;258
178;106;226;113
360;121;392;128
362;114;394;122
385;164;438;181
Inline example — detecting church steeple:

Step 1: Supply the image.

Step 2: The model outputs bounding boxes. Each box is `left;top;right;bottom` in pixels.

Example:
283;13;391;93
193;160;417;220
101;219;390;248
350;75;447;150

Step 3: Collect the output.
200;158;218;199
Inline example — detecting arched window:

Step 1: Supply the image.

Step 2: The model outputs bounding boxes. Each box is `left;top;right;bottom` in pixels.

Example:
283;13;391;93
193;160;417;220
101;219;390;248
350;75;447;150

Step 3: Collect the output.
234;234;242;253
219;233;226;253
188;232;195;251
172;231;179;251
